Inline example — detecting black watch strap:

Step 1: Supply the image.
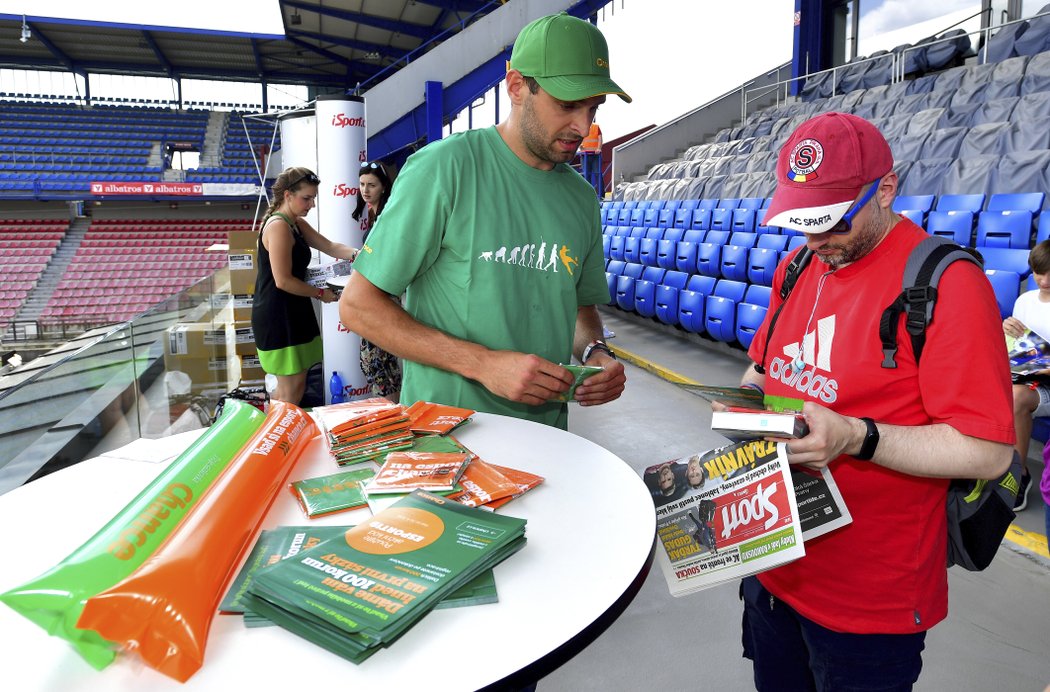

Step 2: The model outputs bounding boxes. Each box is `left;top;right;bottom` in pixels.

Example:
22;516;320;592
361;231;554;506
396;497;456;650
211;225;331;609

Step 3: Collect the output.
582;339;614;363
855;417;880;461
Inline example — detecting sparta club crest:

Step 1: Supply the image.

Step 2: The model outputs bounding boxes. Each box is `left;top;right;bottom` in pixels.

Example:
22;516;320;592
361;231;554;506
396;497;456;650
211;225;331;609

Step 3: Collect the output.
787;138;822;182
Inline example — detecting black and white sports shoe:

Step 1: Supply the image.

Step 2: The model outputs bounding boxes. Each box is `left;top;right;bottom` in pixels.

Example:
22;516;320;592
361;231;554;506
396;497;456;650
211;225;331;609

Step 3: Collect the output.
1014;470;1032;512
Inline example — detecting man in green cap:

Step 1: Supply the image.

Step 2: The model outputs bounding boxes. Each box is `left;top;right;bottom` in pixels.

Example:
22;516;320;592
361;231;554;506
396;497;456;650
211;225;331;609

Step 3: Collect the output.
340;12;630;430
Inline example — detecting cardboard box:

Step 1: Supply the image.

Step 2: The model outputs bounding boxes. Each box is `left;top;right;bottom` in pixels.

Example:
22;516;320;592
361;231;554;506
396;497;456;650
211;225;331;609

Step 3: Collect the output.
163;323;233;391
230;293;253;322
226;321;256;356
229;268;257;296
236;353;266;383
228;230;258;253
227;231;258;294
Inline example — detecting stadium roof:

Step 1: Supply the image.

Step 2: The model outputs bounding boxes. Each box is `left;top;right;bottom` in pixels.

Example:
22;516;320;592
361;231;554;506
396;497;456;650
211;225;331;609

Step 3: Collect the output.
0;0;500;93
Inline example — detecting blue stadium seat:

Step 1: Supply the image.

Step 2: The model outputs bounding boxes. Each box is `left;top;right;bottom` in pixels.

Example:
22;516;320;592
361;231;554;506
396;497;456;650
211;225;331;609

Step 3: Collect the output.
614;263;646;311
657;207;675;228
720;243;751;282
654;270;691;325
747;247;781;286
677;275;718;333
608;231;628;261
690;208;713;231
696;241;724;278
737;197;765;211
643;207;660;227
731;208;758;233
673;200;701;229
757;234;789;252
926;210;974;245
633;267;667;317
736;285;773;349
898;209;926;227
656;228;686;270
638;227;665;267
623;227;647;264
936;193;985;213
697;198;720;211
979;247;1033;277
975;211;1033;249
984;269;1021;319
605;259;626;305
986;192;1045;214
705;280;749;343
695;230;730;277
602;234;612;258
629;208;646;227
617;207;632;226
893;194;936;216
710;207;734;232
674;230;707;273
1037;211;1050;245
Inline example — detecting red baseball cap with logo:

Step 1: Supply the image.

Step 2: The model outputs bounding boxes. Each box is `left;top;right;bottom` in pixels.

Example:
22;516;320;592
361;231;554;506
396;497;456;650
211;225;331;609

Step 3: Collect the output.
762;112;894;234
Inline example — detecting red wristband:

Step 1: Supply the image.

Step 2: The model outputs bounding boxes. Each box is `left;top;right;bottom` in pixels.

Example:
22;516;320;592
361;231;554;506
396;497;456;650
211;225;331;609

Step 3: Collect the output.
316;288;325;300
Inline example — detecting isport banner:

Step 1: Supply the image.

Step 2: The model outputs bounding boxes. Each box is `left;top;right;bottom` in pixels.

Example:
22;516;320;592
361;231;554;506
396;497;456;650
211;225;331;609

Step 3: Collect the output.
315;94;368;403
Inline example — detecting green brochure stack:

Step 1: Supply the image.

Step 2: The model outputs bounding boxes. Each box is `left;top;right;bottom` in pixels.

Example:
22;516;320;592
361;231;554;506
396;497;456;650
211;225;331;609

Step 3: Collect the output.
242;491;526;663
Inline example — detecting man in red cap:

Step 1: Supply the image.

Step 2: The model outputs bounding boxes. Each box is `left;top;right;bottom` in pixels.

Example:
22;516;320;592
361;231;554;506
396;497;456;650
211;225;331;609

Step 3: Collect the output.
735;112;1014;689
341;13;628;430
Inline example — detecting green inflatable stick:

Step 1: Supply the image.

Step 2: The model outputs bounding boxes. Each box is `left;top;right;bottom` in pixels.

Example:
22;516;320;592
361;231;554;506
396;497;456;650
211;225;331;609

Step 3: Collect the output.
0;398;267;669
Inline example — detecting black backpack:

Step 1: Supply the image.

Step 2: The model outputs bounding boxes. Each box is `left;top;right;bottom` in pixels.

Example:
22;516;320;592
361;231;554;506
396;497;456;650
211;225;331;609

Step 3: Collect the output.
757;235;1021;571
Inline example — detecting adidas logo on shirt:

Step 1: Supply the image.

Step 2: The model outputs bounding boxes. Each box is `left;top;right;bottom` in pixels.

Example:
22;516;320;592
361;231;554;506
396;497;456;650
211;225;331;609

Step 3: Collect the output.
767;314;839;404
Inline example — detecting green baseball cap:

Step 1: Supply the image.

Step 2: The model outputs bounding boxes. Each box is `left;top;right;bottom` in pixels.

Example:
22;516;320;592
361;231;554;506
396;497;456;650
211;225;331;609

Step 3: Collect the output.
509;12;631;103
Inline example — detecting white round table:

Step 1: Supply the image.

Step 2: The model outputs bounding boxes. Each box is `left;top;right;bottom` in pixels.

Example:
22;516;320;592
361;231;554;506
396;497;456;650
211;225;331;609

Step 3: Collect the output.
0;412;655;691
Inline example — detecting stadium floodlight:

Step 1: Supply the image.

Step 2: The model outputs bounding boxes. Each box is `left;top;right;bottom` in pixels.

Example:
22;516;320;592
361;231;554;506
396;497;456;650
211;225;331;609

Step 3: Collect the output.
19;16;30;43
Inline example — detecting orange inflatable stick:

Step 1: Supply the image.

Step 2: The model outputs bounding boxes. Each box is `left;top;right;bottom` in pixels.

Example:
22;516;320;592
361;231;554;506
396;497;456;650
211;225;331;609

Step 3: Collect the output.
76;401;317;682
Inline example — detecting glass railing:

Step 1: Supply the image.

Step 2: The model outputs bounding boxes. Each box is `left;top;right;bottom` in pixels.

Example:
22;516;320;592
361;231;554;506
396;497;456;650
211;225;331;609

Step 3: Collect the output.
0;266;265;495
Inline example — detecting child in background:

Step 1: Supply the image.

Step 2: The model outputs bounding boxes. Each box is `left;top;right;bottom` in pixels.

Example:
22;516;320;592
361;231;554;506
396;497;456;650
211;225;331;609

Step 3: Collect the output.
1003;240;1050;511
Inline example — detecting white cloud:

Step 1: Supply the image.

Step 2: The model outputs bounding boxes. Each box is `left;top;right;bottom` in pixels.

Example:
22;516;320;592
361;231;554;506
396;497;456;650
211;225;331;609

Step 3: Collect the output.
860;0;979;38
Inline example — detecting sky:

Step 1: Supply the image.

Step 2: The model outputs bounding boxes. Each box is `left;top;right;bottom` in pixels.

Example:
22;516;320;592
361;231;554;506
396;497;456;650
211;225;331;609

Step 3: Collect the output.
0;0;1006;140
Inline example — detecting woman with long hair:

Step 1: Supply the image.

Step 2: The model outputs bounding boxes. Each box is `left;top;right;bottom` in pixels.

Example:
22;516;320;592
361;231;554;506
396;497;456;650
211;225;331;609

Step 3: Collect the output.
352;160;402;400
252;166;357;404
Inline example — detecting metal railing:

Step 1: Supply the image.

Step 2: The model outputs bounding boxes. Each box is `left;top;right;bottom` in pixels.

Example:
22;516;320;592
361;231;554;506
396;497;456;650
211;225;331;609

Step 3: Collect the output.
741;9;1050;124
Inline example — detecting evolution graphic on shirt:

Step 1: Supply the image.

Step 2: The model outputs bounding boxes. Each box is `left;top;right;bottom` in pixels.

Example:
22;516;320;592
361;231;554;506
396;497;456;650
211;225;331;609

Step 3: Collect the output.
766;314;839;404
476;241;579;275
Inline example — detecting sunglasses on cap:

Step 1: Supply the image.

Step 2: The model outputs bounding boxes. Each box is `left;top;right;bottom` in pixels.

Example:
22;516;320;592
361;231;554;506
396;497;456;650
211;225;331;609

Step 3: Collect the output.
827;178;881;234
289;171;320;187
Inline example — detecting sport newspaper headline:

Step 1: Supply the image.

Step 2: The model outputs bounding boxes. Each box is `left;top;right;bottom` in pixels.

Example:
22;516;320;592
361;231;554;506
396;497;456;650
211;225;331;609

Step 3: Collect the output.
650;440;806;596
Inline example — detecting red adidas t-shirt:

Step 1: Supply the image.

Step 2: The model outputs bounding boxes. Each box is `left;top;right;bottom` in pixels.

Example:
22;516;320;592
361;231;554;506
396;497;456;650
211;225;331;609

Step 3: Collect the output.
747;219;1014;634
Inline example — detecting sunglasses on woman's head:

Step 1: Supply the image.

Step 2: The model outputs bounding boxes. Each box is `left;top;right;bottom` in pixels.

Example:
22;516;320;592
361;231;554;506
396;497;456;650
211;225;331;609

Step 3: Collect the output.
289;171;320;187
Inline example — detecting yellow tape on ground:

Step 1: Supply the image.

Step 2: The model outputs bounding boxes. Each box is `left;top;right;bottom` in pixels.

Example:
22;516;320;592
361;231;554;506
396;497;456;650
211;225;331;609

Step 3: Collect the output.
1004;524;1050;560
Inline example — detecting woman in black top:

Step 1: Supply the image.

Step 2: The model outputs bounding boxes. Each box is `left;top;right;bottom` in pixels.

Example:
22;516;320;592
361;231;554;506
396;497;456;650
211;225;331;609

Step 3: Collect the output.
252;167;357;404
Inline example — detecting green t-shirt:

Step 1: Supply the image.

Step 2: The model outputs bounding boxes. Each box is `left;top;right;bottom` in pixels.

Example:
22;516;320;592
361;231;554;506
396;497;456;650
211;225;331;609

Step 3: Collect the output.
353;127;609;429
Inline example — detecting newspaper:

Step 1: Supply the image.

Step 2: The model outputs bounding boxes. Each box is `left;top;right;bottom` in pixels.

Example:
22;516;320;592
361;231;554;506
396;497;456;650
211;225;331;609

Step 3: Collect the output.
791;466;852;541
645;440;805;596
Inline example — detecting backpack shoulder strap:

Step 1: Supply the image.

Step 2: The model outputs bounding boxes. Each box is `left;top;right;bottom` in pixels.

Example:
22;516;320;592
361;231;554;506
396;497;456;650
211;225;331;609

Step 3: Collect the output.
878;235;982;368
755;246;813;374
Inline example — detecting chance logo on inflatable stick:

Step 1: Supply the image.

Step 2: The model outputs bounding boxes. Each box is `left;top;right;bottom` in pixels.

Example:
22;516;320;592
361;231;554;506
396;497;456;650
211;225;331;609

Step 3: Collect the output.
0;399;267;670
77;401;317;682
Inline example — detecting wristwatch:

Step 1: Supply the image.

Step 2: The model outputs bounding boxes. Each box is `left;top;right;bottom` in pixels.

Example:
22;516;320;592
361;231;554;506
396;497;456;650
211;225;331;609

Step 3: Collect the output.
855;417;880;461
581;339;615;364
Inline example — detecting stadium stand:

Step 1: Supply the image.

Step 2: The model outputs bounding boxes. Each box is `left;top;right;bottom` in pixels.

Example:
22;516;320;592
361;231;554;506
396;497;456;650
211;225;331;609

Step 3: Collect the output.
37;218;246;328
602;14;1050;358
